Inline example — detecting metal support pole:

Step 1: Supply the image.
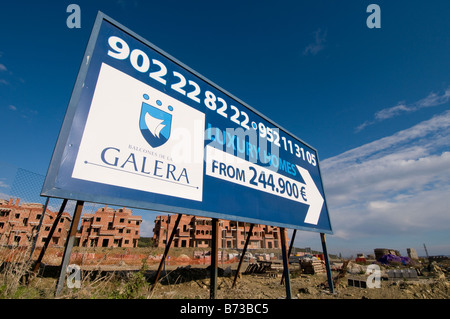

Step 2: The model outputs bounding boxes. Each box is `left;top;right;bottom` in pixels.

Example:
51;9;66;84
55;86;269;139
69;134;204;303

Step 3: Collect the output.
280;227;292;299
29;197;50;261
423;243;430;264
222;229;225;269
232;223;254;288
55;200;84;297
163;214;169;274
150;214;182;293
210;218;219;299
320;233;334;294
32;198;68;273
281;229;296;285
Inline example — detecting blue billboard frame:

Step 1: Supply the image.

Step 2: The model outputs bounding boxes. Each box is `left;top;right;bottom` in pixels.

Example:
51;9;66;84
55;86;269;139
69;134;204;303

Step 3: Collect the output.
41;12;333;234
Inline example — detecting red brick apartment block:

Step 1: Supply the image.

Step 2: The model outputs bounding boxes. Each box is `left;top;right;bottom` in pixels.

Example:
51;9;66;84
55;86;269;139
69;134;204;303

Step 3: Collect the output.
76;205;142;248
153;215;287;249
0;198;72;247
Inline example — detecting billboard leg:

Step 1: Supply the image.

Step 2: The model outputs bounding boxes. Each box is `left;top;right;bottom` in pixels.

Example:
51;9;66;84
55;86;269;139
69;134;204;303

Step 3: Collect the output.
320;233;334;294
232;223;254;288
281;229;296;285
28;197;50;262
32;198;68;274
150;213;182;294
55;200;84;297
210;218;219;299
280;227;292;299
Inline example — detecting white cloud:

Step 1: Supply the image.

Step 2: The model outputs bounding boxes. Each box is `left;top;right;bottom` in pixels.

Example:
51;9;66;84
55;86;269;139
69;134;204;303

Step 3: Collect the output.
333;110;450;171
6;105;39;121
322;110;450;246
140;219;155;237
356;86;450;132
0;178;9;188
0;62;10;86
375;103;410;120
0;192;13;201
303;28;327;56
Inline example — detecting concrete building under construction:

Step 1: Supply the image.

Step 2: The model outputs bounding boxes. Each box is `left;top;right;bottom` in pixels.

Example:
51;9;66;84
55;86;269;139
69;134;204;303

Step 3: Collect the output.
0;198;72;247
76;205;142;248
152;214;288;249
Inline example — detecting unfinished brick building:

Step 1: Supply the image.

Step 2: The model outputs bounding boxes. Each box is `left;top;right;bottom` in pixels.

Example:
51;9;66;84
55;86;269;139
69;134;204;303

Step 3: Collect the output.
153;215;287;249
76;205;142;248
0;198;72;247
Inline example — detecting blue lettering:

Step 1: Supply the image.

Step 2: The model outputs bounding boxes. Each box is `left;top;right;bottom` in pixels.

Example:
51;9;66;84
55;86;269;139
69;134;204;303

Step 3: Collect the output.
121;153;137;171
212;160;219;173
166;163;177;180
214;127;224;144
212;160;245;182
226;131;236;149
141;156;151;174
271;154;279;168
219;162;227;176
236;167;245;182
227;165;235;179
279;158;288;171
154;160;163;177
277;158;297;177
291;163;297;176
101;147;120;166
263;150;271;164
207;123;212;140
236;137;245;153
99;147;192;185
178;168;189;184
245;141;258;160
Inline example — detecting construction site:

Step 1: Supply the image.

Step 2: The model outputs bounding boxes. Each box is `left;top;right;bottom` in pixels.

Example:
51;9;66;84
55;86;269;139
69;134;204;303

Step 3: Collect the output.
1;247;449;299
1;2;450;311
0;197;448;299
0;234;449;299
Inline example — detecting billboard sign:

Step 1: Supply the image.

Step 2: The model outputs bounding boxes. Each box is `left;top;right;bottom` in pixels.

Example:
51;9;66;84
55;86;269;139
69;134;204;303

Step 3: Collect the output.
42;12;332;234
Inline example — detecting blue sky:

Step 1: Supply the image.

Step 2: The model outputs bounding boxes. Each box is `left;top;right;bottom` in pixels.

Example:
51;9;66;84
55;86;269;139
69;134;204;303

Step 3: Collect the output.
1;1;449;257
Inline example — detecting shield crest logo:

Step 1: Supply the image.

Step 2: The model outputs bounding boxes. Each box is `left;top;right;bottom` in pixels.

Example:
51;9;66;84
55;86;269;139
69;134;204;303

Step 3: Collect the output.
139;94;172;148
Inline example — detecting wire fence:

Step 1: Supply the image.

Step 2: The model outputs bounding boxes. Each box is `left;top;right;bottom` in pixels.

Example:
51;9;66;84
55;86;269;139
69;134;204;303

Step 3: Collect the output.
2;165;102;217
0;162;153;250
0;163;115;256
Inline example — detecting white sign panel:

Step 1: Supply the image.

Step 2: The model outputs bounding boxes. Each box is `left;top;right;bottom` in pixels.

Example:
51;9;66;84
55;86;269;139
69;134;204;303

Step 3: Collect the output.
72;63;205;201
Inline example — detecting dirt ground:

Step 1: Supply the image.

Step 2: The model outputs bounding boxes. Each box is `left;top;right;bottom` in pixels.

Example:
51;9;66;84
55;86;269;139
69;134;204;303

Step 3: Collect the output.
1;246;449;299
146;263;450;299
76;256;449;300
24;262;449;300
